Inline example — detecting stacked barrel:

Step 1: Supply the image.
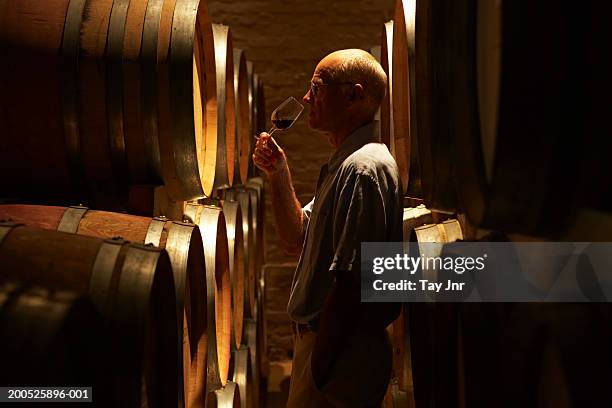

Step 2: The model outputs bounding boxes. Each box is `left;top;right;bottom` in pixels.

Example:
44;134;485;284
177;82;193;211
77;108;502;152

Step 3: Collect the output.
375;1;612;407
0;0;269;407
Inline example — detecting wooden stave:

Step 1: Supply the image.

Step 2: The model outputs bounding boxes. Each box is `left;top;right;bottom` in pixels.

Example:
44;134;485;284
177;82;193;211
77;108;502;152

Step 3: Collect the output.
0;284;110;402
392;0;421;198
183;203;233;392
221;199;247;350
0;203;207;407
232;346;253;408
210;24;237;192
380;20;394;150
233;48;252;186
0;223;179;407
76;0;124;209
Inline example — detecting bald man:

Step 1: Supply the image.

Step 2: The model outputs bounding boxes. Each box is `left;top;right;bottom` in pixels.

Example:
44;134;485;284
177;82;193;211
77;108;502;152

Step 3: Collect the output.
253;49;402;407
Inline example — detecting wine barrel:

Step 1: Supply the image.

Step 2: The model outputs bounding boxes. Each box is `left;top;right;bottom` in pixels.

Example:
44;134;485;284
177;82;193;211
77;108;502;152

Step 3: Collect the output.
233;346;253;408
392;0;421;197
210;24;237;191
459;302;612;407
207;381;241;408
0;223;179;407
225;188;257;319
390;205;432;401
157;0;222;201
233;48;251;186
412;0;458;212
183;203;233;392
245;319;261;408
441;1;609;235
0;284;110;403
0;0;219;204
407;219;463;408
246;60;257;177
246;179;264;281
0;203;207;406
255;74;267;134
381;20;394;150
221;199;247;349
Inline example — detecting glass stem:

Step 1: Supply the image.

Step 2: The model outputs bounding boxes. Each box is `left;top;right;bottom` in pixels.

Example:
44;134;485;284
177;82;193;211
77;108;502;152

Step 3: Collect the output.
268;126;278;136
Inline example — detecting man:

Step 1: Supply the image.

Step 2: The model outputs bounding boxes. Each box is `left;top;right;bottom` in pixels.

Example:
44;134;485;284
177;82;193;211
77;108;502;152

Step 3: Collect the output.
253;49;402;407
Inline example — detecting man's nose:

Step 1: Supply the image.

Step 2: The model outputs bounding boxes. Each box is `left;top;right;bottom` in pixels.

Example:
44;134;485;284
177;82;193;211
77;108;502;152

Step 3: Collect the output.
303;89;312;104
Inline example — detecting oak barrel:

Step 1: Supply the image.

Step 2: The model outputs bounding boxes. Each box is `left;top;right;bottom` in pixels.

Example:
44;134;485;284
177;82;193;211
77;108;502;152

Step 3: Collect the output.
0;203;207;406
210;24;237;191
224;188;257;320
232;346;253;408
0;284;110;403
221;199;247;349
0;0;219;204
413;0;458;212
183;203;233;392
0;223;179;407
392;0;421;197
233;48;252;186
380;20;394;150
406;219;463;408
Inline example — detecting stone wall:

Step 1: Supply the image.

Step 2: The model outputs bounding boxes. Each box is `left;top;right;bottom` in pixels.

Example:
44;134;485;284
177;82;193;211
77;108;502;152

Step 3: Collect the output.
207;0;395;361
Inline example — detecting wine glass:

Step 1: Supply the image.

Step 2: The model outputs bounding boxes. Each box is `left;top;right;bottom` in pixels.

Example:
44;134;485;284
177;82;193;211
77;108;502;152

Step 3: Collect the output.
256;96;304;139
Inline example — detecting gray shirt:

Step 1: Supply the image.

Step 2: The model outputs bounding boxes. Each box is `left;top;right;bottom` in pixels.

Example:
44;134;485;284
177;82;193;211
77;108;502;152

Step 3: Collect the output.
287;121;403;324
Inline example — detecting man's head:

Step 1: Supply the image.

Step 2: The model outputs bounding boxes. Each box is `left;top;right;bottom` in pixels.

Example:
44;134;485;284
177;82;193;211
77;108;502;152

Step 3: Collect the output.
303;49;387;144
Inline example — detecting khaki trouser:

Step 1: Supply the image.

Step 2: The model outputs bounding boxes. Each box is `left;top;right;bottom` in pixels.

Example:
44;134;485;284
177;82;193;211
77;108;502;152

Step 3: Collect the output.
286;328;392;408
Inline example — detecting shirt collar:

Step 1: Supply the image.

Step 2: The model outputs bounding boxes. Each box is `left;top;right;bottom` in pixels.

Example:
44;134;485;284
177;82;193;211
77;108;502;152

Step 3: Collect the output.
327;120;381;173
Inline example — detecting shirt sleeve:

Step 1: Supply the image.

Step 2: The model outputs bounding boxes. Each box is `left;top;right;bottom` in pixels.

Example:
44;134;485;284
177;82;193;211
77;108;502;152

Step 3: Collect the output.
329;172;388;272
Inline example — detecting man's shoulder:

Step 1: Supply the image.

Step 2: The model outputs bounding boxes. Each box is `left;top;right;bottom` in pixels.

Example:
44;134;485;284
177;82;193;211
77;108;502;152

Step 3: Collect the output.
339;142;399;180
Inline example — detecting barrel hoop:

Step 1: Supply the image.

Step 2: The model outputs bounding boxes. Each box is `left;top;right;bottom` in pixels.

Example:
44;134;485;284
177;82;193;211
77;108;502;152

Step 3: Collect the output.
165;221;195;310
0;222;21;246
88;237;125;320
140;0;164;180
57;206;88;233
145;216;167;246
61;0;88;192
106;0;131;188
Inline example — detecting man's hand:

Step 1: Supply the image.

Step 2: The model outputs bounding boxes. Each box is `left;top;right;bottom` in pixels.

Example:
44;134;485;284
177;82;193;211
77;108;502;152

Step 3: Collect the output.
253;133;288;176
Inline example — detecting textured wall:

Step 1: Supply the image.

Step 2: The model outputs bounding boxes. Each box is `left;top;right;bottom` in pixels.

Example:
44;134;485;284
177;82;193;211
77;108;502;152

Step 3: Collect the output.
207;0;395;361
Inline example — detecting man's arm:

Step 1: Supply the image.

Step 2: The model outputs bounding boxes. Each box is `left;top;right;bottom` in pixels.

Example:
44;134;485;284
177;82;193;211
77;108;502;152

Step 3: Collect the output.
253;133;304;254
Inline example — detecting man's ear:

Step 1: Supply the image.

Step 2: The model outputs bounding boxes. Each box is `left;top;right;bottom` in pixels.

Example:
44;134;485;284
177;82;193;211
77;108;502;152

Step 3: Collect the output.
347;83;365;103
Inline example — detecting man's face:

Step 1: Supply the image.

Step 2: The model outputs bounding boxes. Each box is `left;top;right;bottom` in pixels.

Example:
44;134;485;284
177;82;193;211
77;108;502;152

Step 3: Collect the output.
302;59;347;133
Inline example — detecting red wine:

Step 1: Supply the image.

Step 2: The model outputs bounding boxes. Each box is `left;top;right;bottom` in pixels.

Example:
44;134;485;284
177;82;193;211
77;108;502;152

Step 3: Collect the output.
272;119;293;130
